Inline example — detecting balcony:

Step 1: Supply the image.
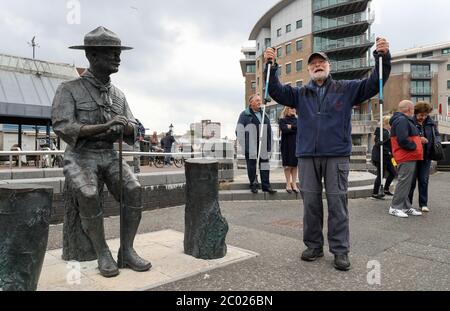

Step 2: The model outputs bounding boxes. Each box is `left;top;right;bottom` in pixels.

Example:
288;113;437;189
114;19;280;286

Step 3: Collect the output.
411;71;432;79
313;12;374;37
410;87;432;96
314;34;374;57
313;0;370;16
331;57;373;79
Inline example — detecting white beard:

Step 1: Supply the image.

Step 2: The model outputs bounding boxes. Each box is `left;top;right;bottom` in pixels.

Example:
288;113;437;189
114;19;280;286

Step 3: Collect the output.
310;70;330;81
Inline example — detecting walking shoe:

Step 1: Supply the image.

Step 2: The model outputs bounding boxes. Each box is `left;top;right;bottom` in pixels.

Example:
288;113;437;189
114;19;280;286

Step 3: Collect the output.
384;190;394;196
334;254;351;271
371;194;385;200
262;188;277;195
404;208;422;216
301;248;324;262
421;206;430;213
389;207;408;218
250;184;259;194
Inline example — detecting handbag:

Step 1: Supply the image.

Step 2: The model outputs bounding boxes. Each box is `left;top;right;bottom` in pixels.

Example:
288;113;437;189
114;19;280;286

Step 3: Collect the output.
429;126;444;161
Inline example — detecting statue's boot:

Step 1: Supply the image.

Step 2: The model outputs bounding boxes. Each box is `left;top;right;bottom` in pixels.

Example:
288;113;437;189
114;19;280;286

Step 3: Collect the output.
81;214;119;278
118;206;152;272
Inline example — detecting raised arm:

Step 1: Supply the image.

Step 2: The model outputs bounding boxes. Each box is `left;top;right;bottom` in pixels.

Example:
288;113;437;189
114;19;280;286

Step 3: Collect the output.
263;48;297;108
348;37;392;106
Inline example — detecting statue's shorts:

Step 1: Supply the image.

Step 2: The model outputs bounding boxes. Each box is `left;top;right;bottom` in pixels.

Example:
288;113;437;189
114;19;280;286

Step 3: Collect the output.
63;148;142;217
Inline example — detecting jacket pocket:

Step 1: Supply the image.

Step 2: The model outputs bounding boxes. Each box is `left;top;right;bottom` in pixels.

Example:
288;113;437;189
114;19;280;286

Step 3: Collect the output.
337;162;350;192
76;101;99;124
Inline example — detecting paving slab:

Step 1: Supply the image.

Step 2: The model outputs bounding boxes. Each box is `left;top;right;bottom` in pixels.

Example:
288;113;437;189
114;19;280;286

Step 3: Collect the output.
38;230;258;291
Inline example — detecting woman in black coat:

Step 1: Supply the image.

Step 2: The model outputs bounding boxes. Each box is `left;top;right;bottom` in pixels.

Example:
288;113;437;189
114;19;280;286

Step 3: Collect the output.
409;102;441;213
371;116;397;199
279;107;299;193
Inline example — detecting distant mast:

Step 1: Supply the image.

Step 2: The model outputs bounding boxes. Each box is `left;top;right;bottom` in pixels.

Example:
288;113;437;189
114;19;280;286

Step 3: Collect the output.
28;36;40;59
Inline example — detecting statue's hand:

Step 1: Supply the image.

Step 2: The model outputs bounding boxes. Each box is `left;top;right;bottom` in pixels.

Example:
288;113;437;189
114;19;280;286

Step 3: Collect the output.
108;115;128;128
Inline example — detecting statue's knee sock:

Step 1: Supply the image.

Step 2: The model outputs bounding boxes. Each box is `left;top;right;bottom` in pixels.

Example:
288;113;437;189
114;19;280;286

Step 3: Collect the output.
80;212;109;254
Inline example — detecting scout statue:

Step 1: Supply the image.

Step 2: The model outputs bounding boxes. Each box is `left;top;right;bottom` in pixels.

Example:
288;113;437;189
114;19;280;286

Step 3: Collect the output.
52;26;151;277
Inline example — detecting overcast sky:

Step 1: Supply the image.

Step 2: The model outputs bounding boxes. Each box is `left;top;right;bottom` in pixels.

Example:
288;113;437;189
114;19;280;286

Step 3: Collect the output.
1;0;449;137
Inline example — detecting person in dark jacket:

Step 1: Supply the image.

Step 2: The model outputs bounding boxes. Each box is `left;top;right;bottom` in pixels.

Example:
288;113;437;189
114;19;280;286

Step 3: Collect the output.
408;102;441;213
371;116;396;199
236;94;277;195
264;37;391;271
161;132;175;165
389;100;424;218
279;107;299;193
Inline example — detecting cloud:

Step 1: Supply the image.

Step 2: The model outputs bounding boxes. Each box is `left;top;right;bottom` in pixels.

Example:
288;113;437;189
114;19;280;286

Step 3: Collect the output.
0;0;449;138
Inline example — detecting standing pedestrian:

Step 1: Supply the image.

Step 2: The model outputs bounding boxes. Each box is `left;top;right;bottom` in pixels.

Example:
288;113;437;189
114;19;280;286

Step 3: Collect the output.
236;94;277;195
408;101;440;213
279;107;299;193
371;116;396;199
264;37;391;271
388;100;424;218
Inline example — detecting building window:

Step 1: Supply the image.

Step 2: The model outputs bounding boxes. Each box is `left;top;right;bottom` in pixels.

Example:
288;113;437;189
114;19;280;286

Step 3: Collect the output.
296;19;303;29
296;60;303;72
286;63;292;74
277;28;282;37
257;60;260;70
442;48;450;55
411;96;431;103
264;38;271;49
448;80;450;89
257;43;260;51
296;40;303;51
257;77;260;87
411;64;430;72
286;43;292;55
296;80;303;87
447;64;450;71
251;81;256;90
277;66;282;77
422;51;433;58
286;24;291;33
407;54;417;59
277;47;282;58
246;64;256;73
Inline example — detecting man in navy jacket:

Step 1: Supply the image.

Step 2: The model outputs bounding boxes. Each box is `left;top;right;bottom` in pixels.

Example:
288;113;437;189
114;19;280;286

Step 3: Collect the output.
236;94;277;194
264;37;391;271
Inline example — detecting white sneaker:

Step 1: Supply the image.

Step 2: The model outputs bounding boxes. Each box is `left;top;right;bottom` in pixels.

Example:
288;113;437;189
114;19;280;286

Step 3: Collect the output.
404;208;423;216
421;206;430;213
389;207;408;218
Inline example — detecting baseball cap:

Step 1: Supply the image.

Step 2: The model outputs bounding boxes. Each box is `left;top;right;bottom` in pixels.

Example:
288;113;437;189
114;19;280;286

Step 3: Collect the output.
307;52;330;64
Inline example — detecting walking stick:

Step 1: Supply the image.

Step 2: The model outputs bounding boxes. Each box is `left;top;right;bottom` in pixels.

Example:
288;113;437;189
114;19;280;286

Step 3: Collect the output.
119;129;125;265
379;55;385;196
256;59;273;184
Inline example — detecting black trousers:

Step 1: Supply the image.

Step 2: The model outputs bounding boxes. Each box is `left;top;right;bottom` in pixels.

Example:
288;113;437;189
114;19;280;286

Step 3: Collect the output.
246;158;271;190
372;159;397;195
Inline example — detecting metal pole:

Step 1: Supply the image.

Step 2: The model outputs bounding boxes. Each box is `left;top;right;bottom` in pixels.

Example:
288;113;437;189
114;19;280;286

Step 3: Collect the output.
256;61;272;182
379;56;384;196
119;131;125;266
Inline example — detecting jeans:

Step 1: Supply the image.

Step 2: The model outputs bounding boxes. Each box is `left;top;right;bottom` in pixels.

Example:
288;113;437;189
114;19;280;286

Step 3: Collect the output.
409;159;432;208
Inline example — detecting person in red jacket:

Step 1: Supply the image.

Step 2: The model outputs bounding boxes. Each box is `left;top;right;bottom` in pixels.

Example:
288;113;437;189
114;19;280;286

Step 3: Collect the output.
389;100;424;218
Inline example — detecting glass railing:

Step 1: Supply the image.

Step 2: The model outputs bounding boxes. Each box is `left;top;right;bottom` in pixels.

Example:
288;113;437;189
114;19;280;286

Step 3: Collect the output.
411;71;432;79
313;0;360;11
314;33;374;52
410;88;432;95
351;114;372;122
330;57;373;72
313;12;371;32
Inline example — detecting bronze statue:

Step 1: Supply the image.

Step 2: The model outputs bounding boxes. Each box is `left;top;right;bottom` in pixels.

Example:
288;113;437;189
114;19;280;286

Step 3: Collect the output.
52;26;151;277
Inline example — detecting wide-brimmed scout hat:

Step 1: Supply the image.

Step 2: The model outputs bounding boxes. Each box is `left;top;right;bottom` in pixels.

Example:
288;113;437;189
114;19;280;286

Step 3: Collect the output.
69;26;133;50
